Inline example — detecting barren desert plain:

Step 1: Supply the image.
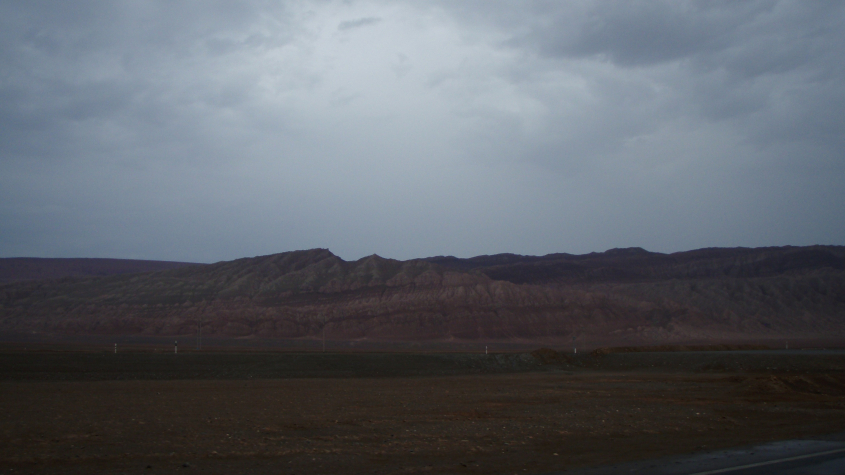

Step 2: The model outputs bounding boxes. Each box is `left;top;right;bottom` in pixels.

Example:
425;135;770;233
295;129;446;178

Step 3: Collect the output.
2;345;845;475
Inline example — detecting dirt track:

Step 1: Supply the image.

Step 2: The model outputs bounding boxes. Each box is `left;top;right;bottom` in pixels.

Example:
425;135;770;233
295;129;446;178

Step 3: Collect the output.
1;350;845;474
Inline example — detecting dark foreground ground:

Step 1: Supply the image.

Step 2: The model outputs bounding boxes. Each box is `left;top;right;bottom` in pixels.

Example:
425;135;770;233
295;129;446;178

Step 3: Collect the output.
1;349;845;474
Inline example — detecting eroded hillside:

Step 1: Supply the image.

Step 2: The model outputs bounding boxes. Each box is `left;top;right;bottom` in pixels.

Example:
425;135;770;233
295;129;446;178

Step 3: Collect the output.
1;246;844;344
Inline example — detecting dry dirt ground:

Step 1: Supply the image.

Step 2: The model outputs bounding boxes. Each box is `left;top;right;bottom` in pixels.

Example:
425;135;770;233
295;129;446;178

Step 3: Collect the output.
1;350;845;475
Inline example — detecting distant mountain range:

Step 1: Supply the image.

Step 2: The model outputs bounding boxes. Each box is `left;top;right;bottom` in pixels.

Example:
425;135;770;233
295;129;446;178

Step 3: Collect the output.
0;257;198;284
1;246;844;345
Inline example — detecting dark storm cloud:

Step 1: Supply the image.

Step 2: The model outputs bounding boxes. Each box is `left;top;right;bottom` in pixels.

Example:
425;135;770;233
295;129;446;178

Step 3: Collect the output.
0;0;292;158
519;1;770;66
0;0;843;262
439;1;845;172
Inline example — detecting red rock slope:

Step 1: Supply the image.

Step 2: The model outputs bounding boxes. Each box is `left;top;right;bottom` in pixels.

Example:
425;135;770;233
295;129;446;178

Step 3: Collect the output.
1;247;843;344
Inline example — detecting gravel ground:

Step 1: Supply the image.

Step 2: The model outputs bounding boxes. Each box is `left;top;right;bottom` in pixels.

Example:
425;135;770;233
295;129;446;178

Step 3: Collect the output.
1;350;844;475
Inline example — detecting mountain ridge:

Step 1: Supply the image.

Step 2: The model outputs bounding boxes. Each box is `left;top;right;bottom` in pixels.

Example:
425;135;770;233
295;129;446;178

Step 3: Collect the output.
1;246;844;345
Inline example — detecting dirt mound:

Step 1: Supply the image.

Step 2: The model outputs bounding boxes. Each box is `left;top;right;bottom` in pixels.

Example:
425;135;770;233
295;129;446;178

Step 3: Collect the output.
736;374;845;397
593;344;771;355
531;348;566;364
0;351;545;381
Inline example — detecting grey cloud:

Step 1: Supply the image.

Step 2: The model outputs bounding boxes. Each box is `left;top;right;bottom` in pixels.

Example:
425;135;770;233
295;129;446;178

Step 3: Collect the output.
338;17;381;31
457;1;845;166
526;1;769;66
0;1;293;156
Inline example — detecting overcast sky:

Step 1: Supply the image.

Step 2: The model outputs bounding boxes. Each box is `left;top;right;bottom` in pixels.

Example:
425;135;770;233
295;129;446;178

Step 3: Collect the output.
1;1;843;263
